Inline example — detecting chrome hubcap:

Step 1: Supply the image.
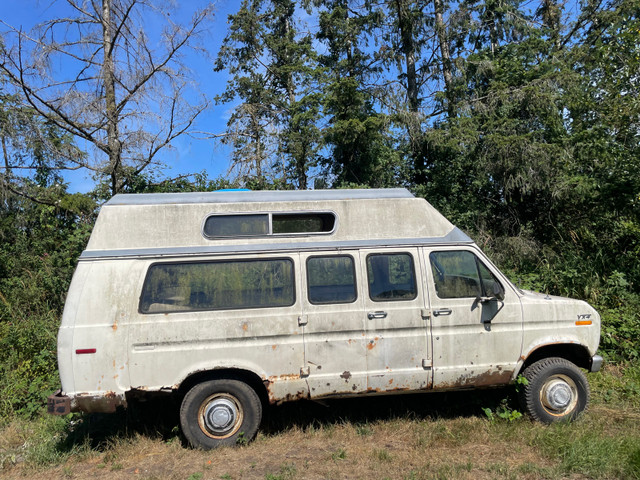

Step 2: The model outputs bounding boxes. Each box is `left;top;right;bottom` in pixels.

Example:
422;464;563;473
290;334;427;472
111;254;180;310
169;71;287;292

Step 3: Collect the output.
544;380;572;409
540;375;577;414
204;398;237;433
199;394;243;438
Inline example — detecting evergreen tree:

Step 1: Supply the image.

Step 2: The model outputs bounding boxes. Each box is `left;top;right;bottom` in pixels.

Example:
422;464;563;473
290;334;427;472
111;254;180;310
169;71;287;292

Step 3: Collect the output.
562;0;640;286
379;0;433;183
216;0;320;188
316;0;402;187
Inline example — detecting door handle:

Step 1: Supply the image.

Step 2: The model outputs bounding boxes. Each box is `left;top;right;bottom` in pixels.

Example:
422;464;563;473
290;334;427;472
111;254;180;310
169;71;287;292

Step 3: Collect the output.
367;311;388;320
433;308;452;316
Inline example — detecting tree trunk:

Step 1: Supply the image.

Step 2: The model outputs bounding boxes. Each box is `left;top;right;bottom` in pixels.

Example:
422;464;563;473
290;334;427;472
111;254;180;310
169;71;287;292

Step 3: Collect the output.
395;0;418;113
541;0;561;50
433;0;455;118
489;11;498;55
1;134;10;204
1;135;10;175
102;0;121;195
394;0;425;183
284;15;306;190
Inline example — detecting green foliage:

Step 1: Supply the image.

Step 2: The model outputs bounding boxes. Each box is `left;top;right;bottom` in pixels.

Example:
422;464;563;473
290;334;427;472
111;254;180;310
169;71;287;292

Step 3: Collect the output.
482;397;523;423
373;448;393;462
92;170;239;199
590;364;640;406
417;2;640;362
216;0;321;188
316;1;407;188
331;447;347;461
532;422;640;479
236;431;248;446
355;422;373;436
514;374;529;393
265;462;297;480
0;184;94;419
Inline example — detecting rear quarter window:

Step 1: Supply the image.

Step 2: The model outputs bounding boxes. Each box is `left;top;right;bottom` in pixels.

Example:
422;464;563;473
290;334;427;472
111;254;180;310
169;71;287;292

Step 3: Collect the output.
139;258;295;313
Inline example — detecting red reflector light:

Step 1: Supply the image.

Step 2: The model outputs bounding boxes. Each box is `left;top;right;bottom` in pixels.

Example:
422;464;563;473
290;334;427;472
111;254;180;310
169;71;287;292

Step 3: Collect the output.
75;348;96;354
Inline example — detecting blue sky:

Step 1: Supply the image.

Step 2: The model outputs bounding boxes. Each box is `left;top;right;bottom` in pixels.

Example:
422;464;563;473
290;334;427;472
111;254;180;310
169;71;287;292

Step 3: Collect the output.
2;0;241;192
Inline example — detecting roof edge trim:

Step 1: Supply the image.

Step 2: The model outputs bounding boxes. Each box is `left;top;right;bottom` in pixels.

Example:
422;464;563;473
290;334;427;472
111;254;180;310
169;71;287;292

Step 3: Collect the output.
80;234;474;260
104;188;415;206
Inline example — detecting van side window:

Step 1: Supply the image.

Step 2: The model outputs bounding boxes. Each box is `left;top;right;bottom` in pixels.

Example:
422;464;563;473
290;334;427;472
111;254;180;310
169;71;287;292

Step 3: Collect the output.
367;253;417;301
139;259;295;313
429;251;501;299
307;255;357;304
203;213;336;238
203;214;269;237
273;213;335;234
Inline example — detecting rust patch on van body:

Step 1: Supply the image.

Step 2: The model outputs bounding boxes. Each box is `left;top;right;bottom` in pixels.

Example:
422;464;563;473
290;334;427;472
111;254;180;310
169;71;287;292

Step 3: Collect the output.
438;367;513;389
263;372;309;404
55;390;128;414
264;381;308;404
266;373;300;382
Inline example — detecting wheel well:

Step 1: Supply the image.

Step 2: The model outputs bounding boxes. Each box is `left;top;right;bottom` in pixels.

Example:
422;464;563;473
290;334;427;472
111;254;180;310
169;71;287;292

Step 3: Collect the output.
519;344;592;374
176;368;269;408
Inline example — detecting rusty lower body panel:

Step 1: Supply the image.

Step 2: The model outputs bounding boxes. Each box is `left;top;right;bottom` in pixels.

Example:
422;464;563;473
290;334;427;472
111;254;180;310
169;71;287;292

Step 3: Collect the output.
47;389;127;415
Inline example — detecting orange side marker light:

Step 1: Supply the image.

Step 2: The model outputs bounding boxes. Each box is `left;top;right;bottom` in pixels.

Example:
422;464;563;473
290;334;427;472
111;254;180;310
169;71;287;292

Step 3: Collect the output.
575;320;592;326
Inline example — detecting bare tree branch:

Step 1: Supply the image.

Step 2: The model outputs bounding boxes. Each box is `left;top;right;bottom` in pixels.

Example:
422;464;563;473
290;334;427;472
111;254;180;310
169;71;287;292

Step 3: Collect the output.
0;0;214;195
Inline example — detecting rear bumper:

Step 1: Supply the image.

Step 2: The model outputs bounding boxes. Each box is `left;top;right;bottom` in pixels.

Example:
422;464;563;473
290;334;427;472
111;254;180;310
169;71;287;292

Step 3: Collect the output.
47;389;71;415
47;389;127;414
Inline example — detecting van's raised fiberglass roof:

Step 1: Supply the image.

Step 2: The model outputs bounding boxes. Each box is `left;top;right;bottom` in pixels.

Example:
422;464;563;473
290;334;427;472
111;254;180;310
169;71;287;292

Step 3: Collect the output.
83;188;472;259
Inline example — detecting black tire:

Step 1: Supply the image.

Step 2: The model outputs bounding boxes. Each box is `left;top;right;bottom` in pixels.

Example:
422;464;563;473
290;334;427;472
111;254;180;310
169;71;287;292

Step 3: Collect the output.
180;379;262;449
519;357;590;424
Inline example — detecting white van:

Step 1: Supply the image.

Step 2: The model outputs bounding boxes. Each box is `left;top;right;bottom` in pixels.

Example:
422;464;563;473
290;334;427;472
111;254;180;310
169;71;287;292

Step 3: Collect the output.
48;189;602;449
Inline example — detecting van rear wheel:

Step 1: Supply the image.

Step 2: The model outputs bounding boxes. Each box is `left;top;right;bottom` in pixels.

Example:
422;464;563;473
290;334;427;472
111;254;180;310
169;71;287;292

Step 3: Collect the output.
519;357;590;423
180;379;262;449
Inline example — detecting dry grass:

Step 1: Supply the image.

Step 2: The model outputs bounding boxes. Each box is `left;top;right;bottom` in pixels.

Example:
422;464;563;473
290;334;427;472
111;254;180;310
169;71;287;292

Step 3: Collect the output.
2;417;559;480
1;366;639;480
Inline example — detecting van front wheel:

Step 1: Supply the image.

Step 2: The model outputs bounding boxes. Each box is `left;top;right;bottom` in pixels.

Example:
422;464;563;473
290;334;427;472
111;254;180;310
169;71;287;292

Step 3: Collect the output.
180;379;262;449
519;357;590;423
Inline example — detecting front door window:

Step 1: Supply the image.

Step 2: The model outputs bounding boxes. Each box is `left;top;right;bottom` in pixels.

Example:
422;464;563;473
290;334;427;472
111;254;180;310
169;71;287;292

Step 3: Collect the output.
429;250;502;299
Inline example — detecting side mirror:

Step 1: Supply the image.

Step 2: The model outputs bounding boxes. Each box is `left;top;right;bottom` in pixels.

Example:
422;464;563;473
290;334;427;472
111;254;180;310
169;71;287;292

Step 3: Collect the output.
476;282;505;304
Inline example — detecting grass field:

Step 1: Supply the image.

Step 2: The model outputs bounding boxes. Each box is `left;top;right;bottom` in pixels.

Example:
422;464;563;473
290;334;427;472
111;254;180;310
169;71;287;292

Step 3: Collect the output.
1;364;639;480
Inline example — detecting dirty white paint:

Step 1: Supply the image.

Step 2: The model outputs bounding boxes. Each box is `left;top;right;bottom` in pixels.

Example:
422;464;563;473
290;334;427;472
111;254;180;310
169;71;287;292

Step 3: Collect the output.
56;189;601;413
